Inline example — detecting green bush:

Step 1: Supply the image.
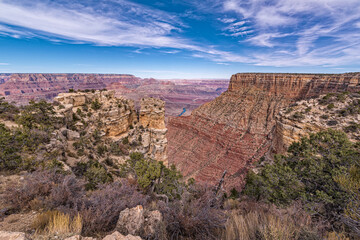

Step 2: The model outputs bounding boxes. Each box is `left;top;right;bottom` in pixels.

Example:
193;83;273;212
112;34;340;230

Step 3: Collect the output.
91;99;102;110
243;129;359;229
73;160;112;190
96;144;108;156
122;136;129;145
292;112;305;120
120;152;183;199
16;100;59;131
327;103;335;110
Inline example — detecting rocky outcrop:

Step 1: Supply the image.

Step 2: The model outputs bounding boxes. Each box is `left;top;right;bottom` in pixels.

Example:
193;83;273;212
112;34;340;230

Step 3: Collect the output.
50;91;167;166
139;98;167;164
55;90;136;137
116;205;162;238
167;73;360;190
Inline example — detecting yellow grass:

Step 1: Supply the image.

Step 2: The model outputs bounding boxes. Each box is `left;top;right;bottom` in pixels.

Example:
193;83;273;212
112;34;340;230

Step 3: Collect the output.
222;210;300;240
33;210;82;237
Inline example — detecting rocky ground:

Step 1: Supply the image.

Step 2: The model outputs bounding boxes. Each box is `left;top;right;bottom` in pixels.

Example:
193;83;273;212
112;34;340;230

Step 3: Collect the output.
275;91;360;152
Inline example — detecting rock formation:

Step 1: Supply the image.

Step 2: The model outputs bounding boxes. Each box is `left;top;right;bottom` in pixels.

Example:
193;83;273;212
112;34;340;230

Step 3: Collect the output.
139;98;168;164
167;73;360;190
54;90;137;137
52;90;167;165
0;231;27;240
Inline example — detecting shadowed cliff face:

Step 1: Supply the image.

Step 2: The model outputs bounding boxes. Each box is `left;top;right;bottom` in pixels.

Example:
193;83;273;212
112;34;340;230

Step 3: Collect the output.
167;73;360;190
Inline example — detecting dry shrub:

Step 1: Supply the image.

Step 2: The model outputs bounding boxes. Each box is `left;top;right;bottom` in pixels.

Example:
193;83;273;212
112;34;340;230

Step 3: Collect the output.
79;180;148;236
222;202;319;240
5;170;84;211
159;186;227;240
33;210;82;237
5;171;148;237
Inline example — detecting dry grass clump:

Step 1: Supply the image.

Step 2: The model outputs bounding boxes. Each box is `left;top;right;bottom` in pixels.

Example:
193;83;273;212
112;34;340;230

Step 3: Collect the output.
33;210;82;237
325;231;350;240
222;202;318;240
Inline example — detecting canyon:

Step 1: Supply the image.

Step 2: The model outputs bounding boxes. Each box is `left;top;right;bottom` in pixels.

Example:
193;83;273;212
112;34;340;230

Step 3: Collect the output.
0;73;228;117
167;73;360;190
2;72;360;191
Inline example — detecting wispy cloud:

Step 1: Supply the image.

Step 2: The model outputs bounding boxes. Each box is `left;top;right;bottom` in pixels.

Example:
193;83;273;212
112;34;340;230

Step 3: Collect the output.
0;63;9;66
0;0;250;65
0;0;188;48
0;0;360;69
219;0;360;67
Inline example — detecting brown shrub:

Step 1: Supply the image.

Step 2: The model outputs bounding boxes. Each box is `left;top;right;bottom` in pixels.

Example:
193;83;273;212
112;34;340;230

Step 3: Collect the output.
159;187;226;240
79;180;148;236
5;171;84;211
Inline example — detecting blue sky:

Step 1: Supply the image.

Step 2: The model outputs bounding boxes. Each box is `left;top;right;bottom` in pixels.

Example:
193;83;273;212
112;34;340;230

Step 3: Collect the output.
0;0;359;79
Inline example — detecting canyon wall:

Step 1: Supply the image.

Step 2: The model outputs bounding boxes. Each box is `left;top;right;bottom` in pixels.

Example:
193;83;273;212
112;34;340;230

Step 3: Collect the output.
0;73;228;117
167;73;360;190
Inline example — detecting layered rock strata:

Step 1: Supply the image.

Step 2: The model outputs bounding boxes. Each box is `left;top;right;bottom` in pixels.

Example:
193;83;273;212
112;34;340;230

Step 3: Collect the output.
167;73;360;190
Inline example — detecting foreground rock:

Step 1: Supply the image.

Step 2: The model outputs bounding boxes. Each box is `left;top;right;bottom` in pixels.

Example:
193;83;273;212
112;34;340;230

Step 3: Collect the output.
102;231;142;240
0;231;27;240
116;205;162;238
167;73;360;190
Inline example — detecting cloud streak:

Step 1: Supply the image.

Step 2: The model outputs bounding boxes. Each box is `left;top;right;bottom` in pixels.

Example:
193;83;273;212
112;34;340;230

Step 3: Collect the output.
0;0;359;69
220;0;360;67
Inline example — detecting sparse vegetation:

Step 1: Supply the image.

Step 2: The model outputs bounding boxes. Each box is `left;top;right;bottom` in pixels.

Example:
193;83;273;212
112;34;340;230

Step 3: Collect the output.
91;98;102;110
243;129;360;237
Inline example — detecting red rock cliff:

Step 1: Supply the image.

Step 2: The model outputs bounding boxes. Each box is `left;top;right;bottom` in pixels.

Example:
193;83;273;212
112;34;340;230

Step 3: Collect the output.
167;73;360;190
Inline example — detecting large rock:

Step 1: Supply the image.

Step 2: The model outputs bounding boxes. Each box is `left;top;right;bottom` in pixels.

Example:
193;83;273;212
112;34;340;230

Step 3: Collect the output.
116;205;162;237
0;231;27;240
67;129;80;141
102;231;142;240
64;235;95;240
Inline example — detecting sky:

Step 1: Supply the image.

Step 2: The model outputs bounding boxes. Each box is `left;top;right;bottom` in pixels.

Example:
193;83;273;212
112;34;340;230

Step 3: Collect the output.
0;0;359;79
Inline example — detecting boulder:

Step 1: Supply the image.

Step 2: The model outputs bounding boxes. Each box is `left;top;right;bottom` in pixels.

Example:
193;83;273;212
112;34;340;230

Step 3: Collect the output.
102;231;142;240
116;206;162;237
116;205;144;235
67;130;80;141
64;235;95;240
0;231;27;240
